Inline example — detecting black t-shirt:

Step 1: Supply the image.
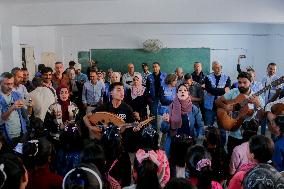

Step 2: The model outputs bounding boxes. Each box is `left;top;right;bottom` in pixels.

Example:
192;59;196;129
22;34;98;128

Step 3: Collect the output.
92;101;134;123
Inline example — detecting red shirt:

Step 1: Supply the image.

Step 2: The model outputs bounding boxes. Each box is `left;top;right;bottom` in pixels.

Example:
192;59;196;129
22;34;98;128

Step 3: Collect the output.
27;164;63;189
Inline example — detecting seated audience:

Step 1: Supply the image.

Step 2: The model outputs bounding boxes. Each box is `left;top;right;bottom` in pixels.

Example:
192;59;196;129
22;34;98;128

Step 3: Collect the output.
228;135;274;189
22;138;62;189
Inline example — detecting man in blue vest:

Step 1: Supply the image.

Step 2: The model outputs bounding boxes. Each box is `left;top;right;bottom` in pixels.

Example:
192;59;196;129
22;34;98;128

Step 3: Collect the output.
146;62;167;130
204;61;231;145
0;72;28;146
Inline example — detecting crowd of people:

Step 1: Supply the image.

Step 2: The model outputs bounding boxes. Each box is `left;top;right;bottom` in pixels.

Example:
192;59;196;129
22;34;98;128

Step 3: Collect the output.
0;57;283;189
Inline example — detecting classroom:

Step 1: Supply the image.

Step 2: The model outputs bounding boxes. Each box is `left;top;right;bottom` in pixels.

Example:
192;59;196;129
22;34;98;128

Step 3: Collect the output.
0;1;284;189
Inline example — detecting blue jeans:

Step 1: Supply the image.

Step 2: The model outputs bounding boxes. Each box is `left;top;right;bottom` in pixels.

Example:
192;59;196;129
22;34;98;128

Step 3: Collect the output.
150;99;159;130
204;109;227;146
204;109;216;126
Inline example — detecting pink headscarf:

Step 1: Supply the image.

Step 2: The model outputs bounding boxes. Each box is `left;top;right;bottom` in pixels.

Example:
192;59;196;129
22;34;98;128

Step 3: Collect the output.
135;149;170;187
169;96;192;129
131;74;145;99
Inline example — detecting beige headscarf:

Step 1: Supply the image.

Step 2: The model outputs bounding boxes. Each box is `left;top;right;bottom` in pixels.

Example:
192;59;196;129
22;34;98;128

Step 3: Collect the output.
131;73;145;99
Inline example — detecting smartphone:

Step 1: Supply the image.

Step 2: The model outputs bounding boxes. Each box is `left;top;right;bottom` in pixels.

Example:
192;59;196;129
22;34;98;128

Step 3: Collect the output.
240;55;246;58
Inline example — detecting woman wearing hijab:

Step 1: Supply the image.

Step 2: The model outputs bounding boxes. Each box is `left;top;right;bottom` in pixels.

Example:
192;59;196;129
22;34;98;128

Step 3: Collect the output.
125;73;148;120
44;84;79;134
161;84;204;157
124;73;148;153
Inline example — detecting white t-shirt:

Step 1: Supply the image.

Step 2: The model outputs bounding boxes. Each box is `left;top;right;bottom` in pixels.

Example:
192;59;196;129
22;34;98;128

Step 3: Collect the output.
29;87;57;121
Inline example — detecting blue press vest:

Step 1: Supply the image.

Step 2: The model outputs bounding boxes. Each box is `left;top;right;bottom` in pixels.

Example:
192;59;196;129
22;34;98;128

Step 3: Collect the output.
147;72;167;100
158;84;177;115
0;91;27;142
204;73;228;110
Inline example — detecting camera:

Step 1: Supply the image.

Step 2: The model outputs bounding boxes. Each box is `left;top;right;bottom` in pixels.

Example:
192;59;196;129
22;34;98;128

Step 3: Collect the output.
240;55;246;59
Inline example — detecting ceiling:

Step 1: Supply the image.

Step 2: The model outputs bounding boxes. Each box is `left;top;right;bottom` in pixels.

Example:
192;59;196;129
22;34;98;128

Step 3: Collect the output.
0;0;115;3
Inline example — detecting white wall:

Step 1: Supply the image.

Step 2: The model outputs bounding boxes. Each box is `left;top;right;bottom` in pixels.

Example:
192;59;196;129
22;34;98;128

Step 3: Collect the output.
267;25;284;73
0;25;14;72
18;26;56;65
1;0;284;25
17;23;280;81
1;0;284;76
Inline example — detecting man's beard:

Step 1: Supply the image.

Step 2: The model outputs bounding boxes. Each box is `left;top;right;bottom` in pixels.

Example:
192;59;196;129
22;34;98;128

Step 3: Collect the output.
238;86;250;94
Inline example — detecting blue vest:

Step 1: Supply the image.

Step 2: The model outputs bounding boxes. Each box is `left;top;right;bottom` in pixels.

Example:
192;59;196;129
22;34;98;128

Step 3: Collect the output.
204;73;228;110
158;84;177;115
0;91;27;141
147;72;167;100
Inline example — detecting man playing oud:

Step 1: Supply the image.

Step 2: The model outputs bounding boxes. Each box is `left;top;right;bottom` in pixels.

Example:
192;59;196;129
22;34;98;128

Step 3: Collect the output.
83;82;141;152
215;72;264;157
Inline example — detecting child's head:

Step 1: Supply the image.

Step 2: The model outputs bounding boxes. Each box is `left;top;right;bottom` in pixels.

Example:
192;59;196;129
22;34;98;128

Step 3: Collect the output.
80;142;106;177
134;150;161;189
243;163;284;189
59;122;83;152
0;153;28;189
63;163;103;189
101;125;122;162
248;135;274;163
29;117;46;139
203;127;221;149
140;127;159;150
241;119;259;141
186;145;212;188
164;178;196;189
22;138;53;170
170;133;194;167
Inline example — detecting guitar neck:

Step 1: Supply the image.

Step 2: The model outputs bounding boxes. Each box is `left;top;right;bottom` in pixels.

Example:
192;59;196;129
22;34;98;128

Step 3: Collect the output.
254;85;271;97
240;76;284;106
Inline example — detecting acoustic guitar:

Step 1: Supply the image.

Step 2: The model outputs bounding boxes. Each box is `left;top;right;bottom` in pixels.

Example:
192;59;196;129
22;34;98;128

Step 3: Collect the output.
217;76;284;131
88;111;155;131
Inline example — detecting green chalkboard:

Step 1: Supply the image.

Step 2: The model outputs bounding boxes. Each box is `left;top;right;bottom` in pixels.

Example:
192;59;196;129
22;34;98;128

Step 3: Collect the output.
89;48;210;74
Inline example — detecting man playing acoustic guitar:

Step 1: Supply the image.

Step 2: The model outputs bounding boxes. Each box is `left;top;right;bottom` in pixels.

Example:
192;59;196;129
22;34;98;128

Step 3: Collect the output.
215;72;264;157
